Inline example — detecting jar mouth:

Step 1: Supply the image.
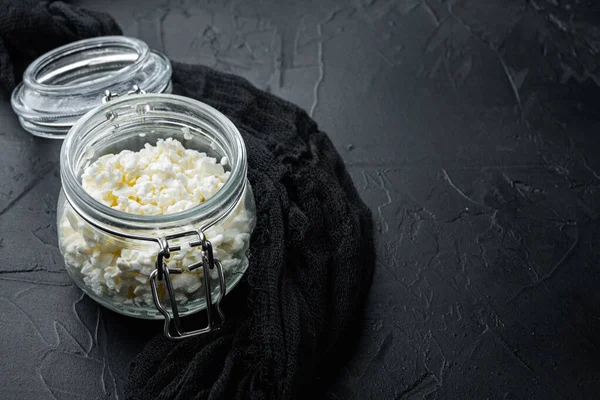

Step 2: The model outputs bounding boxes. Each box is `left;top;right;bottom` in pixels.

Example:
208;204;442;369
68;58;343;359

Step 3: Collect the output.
23;36;150;94
60;93;248;232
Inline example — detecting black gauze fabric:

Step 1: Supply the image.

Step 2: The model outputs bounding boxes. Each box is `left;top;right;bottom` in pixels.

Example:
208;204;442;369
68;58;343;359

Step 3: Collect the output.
0;0;121;92
0;1;375;398
125;63;375;399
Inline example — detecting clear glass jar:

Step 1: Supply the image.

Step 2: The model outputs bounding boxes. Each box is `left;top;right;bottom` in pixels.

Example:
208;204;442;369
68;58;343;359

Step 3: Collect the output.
57;93;256;323
11;36;172;139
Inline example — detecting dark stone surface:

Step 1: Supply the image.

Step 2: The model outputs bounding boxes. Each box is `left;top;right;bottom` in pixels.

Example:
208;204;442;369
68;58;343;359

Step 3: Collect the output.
1;0;599;398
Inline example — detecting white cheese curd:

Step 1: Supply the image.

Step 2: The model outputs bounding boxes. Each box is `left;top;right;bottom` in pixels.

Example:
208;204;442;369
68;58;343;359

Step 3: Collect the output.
58;138;253;307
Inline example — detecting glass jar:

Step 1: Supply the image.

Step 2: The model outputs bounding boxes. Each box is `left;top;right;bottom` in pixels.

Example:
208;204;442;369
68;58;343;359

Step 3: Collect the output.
57;93;256;337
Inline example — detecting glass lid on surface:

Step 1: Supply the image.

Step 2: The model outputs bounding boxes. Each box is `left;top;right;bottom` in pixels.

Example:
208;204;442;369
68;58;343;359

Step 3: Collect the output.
11;36;172;139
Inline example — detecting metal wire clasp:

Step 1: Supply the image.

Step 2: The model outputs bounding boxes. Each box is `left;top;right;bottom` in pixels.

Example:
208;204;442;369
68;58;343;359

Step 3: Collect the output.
102;85;146;103
149;229;226;340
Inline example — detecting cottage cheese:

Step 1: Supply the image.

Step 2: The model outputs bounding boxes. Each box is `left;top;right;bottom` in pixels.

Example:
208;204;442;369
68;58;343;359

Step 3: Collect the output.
58;138;254;307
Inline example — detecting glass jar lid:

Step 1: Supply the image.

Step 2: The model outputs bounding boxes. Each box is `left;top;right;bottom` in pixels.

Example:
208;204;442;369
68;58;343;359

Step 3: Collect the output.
11;36;172;139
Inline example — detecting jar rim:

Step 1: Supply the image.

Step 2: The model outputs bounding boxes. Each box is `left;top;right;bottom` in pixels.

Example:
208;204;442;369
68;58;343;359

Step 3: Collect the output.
23;36;150;94
60;93;248;232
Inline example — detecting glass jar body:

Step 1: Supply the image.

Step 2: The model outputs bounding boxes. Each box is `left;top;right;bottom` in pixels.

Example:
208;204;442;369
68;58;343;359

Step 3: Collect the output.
57;184;255;319
57;94;255;319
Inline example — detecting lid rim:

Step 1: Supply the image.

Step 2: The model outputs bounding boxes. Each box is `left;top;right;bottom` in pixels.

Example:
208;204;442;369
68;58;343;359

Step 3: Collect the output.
22;36;150;94
13;80;173;140
12;59;172;121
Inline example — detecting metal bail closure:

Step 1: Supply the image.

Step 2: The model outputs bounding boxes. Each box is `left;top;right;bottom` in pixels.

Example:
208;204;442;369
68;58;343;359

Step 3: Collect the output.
102;85;147;104
149;229;227;340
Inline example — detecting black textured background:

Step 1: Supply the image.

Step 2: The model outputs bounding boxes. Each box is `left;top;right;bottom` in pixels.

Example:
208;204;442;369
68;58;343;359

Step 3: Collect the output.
1;0;599;399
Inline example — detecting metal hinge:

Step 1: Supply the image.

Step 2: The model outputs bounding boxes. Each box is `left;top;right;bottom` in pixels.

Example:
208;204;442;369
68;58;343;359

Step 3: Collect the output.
102;84;146;103
149;229;226;340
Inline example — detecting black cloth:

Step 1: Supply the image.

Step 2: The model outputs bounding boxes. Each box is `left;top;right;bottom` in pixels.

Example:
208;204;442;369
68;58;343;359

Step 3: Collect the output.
126;64;375;399
0;1;375;399
0;0;121;92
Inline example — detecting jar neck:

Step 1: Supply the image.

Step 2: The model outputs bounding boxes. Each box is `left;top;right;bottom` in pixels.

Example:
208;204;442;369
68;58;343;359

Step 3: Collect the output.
60;94;248;233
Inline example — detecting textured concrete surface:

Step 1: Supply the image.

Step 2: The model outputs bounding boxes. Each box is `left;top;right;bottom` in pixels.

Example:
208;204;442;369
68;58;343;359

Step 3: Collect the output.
1;0;600;398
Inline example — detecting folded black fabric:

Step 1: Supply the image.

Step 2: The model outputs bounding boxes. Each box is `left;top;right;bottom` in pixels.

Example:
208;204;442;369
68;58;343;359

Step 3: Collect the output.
126;63;375;399
0;0;121;92
0;1;375;399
